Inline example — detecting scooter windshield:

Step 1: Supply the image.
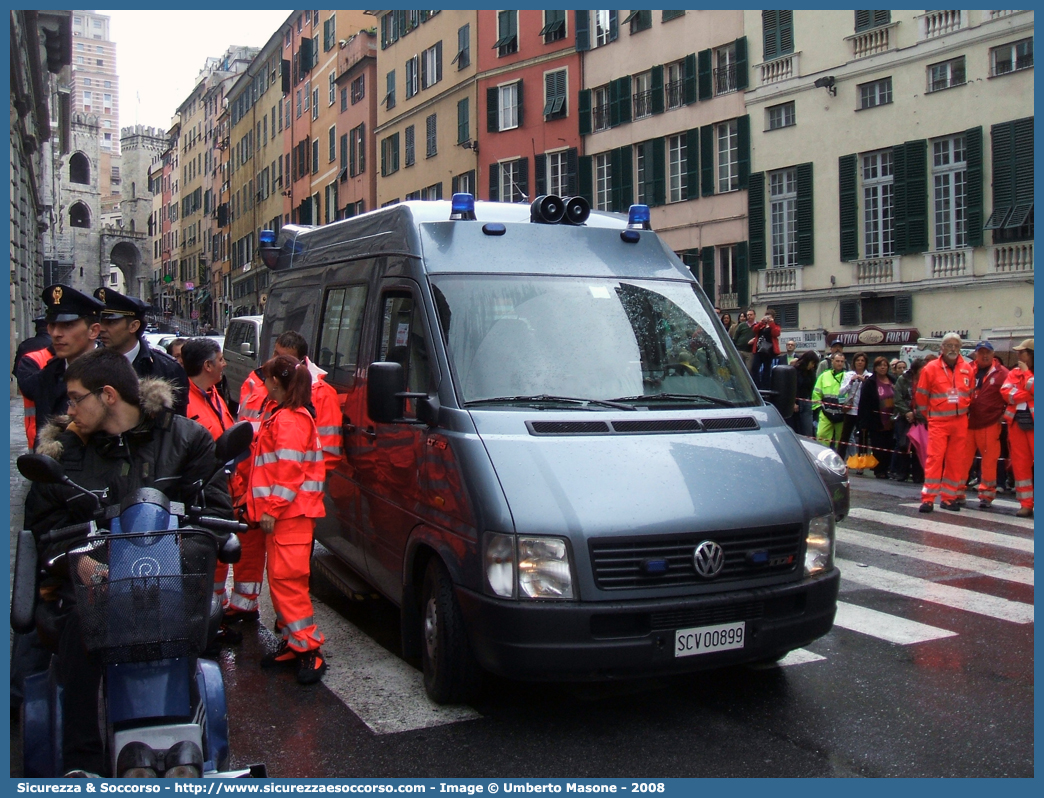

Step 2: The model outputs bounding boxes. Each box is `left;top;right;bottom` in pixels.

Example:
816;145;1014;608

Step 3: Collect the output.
429;274;760;409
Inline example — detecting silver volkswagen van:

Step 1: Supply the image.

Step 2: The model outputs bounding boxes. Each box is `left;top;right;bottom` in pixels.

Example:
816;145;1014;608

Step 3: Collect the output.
258;196;846;704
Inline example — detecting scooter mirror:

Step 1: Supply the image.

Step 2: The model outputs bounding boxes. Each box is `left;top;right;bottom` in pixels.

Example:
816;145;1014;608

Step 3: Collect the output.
17;453;66;484
215;421;254;464
218;533;242;565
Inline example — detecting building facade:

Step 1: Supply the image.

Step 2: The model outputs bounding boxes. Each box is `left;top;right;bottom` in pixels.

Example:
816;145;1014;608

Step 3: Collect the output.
744;9;1034;352
374;10;479;205
335;28;379;217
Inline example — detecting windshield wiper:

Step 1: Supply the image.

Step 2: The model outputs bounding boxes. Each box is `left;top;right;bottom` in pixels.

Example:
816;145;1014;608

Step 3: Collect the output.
609;392;738;408
465;394;637;410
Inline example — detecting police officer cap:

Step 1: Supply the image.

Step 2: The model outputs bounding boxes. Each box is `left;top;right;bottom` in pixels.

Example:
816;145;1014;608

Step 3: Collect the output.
41;284;104;323
93;286;148;321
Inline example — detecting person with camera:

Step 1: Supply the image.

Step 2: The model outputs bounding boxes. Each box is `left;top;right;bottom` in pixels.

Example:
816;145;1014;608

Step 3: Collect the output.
1001;339;1034;518
23;348;232;777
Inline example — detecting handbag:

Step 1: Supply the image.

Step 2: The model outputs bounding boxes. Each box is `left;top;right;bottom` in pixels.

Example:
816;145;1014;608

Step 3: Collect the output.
1014;408;1034;431
757;334;774;356
821;399;846;424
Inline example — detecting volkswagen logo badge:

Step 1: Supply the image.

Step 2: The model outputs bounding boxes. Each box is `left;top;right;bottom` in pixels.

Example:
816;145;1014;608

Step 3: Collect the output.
693;541;724;578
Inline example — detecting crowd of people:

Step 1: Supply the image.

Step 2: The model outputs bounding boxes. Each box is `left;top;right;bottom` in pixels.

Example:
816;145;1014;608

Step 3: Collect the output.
13;284;337;776
718;307;1033;519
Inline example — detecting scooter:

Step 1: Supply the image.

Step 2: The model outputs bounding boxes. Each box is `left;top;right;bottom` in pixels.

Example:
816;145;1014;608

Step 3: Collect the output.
12;421;266;778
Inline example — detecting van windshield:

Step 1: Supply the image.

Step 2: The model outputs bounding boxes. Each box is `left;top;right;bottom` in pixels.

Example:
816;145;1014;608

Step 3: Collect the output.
429;275;760;409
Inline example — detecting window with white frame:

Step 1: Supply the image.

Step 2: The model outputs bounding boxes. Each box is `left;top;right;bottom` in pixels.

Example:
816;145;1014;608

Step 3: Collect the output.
665;60;684;110
714;42;737;95
593;85;611;131
635;143;647;204
990;37;1032;76
329;72;336;105
498;82;519;131
770;168;798;267
719;245;739;301
422;43;442;89
927;56;965;92
495;10;518;56
717;119;739;193
594;10;613;47
406;55;419;98
499;159;522;202
351;75;365;104
595;153;612;211
632;70;653;119
932;135;966;251
767;101;795;130
546;150;568;196
312;87;320;120
668;134;687;203
541;10;566;43
859;77;892;109
862;150;895;258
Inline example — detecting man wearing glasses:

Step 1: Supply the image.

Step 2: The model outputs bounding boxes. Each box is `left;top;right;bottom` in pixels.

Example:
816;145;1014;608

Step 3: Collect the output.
914;332;975;513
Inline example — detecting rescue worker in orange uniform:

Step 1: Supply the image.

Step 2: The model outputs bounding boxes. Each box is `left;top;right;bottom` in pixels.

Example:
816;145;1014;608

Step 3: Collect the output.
1001;339;1034;518
955;341;1008;509
273;330;343;474
248;354;328;684
915;332;974;513
18;345;56;449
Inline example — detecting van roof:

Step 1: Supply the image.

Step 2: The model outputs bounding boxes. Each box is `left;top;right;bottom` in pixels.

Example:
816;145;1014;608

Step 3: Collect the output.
271;200;691;281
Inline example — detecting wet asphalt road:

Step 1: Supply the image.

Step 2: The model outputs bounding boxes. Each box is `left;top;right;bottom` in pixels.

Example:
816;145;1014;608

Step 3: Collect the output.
8;400;1034;777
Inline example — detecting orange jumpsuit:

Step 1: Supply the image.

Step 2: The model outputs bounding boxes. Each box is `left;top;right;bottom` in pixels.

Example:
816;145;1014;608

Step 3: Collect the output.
955;362;1008;504
20;348;55;449
915;356;974;505
247;404;326;653
1001;367;1034;510
312;374;343;474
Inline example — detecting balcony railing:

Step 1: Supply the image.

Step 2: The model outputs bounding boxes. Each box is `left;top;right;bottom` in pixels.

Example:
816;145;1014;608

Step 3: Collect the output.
925;249;970;279
593;103;610;132
846;23;898;59
854;257;898;284
759;53;798;85
987;10;1018;20
632;90;653;120
760;266;801;294
919;10;964;40
991;242;1034;273
714;64;737;95
665;79;684;110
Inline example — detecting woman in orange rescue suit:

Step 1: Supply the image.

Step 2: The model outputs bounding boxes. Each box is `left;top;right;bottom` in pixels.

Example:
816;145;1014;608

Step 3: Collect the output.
248;353;328;684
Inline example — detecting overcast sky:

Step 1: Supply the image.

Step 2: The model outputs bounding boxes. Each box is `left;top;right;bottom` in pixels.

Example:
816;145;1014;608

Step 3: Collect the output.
97;9;292;132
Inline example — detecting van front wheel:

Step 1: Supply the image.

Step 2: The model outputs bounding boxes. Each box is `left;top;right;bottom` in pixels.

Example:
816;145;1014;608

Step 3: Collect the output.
420;559;481;705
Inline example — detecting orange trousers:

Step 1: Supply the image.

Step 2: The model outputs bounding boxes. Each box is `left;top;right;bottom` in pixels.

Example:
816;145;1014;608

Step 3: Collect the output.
956;423;1002;503
1008;423;1034;509
213;526;266;613
266;516;324;653
921;416;968;505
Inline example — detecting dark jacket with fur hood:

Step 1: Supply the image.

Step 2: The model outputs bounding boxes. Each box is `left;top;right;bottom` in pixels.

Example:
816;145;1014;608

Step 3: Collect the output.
25;378;232;561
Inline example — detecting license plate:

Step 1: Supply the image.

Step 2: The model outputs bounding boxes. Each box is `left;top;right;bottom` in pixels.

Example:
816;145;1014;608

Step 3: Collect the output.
674;621;745;658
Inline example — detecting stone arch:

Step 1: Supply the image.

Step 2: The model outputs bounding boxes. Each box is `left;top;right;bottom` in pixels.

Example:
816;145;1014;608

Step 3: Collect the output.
69;152;90;184
69;201;91;228
108;240;143;298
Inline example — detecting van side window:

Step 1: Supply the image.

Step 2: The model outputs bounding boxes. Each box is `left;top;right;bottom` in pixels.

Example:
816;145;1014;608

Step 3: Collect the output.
226;322;246;349
317;285;368;386
378;294;434;411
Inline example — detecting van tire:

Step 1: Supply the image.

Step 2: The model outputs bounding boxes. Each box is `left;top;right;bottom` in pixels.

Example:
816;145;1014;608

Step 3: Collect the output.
420;559;481;705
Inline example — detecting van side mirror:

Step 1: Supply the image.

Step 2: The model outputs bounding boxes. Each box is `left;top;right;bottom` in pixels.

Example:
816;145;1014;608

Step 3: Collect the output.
767;365;797;419
240;341;254;356
368;361;405;423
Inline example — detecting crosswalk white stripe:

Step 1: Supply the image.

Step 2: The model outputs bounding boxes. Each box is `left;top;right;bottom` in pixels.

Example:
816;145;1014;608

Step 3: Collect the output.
833;600;957;644
846;508;1034;554
748;648;826;669
256;587;481;734
837;528;1034;586
836;558;1034;623
899;503;1034;531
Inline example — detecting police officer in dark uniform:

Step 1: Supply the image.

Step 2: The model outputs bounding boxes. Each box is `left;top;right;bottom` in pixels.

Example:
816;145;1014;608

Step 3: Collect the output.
93;286;189;416
17;285;104;450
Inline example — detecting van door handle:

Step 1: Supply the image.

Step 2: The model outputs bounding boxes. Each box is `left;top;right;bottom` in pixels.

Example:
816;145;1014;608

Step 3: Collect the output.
362;426;377;440
342;421;356;436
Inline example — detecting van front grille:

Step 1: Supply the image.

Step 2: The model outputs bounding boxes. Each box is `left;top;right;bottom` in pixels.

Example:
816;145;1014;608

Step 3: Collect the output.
527;421;611;435
589;525;803;590
701;416;759;431
610;419;702;433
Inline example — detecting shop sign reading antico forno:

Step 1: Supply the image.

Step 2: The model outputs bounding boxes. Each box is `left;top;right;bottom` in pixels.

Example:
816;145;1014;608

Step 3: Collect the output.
827;326;919;347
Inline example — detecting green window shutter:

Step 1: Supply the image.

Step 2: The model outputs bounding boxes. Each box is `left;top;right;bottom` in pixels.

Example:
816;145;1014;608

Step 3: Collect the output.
874;10;891;26
700;123;715;197
516;79;524;128
854;11;871;31
574;11;590;51
763;11;779;60
617;76;632;124
796;161;814;265
779;11;794;55
566;148;579;196
578;155;593;204
735;242;749;306
892;143;908;253
964;126;983;246
612;146;633;213
487;87;499;133
685;128;700;199
609;79;621;128
488;163;499;201
517;156;529;200
748;172;766;269
610;147;622;211
701;247;715;301
839;299;859;327
894;294;913;324
680;250;699;281
651;137;666;207
683;53;698;104
697;49;712;101
578;89;592;136
458;98;469;144
737;115;750;189
985;121;1014;230
609;10;619;41
1013;117;1034;210
903;140;928;254
534;153;547;196
735;37;749;90
651;65;664;115
838;153;859;261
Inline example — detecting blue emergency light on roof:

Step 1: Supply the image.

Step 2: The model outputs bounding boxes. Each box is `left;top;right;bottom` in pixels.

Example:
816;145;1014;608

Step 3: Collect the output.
258;229;276;246
258;229;280;268
450;193;477;221
627;204;652;230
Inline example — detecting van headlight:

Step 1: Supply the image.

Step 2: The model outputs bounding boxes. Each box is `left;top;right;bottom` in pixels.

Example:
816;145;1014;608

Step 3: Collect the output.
518;536;574;599
483;533;575;599
805;515;835;576
800;438;848;477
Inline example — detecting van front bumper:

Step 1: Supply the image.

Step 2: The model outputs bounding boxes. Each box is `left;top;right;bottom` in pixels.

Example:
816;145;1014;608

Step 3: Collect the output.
456;568;839;681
